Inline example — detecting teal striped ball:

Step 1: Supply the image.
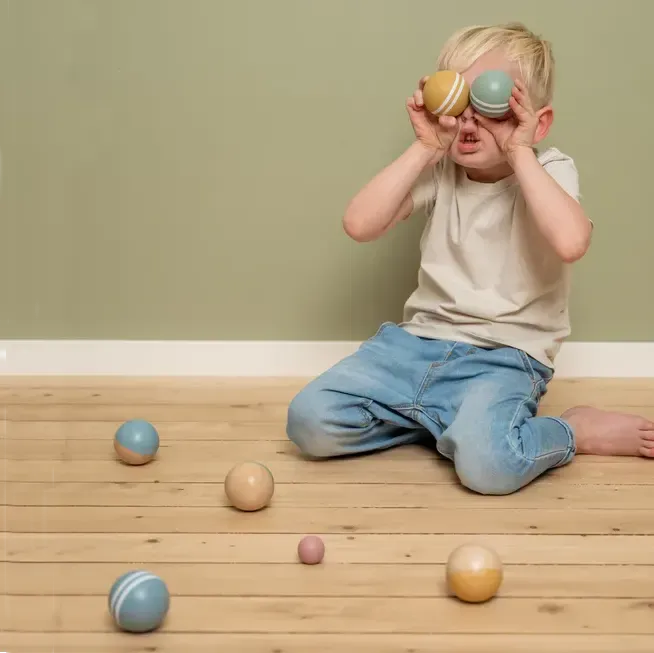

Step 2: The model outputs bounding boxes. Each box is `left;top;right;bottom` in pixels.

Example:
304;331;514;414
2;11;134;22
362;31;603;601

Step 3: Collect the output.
109;570;170;633
470;70;514;118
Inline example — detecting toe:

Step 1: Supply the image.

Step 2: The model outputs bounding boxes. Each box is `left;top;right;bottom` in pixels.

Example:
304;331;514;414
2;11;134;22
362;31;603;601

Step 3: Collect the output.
640;445;654;458
639;420;654;434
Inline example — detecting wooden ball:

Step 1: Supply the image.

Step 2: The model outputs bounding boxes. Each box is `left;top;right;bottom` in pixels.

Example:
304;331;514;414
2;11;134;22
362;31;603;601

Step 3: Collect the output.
224;461;274;511
108;570;170;633
422;70;470;117
114;419;159;466
470;69;514;118
446;544;503;603
297;535;325;565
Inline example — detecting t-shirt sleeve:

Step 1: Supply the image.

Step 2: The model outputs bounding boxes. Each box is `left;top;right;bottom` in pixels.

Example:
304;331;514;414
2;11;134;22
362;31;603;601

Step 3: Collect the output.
543;157;581;201
410;163;439;216
543;155;594;228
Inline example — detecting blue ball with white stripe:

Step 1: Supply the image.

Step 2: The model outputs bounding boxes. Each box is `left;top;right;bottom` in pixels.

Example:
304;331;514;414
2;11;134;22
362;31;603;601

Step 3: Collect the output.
108;570;170;633
470;69;514;118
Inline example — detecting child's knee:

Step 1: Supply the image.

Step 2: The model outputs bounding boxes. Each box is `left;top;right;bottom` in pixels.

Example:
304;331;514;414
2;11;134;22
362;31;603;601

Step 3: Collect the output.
455;456;525;495
286;388;343;458
443;426;528;495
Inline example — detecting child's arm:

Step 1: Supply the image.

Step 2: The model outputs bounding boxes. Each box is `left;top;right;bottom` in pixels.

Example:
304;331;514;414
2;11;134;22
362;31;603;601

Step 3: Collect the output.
475;79;592;263
509;147;592;263
343;141;440;242
343;76;459;243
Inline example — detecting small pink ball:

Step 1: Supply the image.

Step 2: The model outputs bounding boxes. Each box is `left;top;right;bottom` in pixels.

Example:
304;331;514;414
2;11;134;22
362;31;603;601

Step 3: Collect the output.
297;535;325;565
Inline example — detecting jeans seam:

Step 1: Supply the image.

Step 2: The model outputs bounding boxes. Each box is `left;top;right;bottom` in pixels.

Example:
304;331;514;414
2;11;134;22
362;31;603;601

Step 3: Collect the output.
414;341;457;406
356;398;375;427
371;321;394;339
547;416;577;463
413;405;446;433
504;382;571;463
516;349;540;387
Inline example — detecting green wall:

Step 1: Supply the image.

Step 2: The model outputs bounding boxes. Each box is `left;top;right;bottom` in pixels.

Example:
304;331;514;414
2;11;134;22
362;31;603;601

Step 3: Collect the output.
1;0;652;341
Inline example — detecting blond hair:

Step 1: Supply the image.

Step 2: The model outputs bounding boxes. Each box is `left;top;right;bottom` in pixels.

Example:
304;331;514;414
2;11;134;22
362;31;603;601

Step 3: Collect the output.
437;22;555;109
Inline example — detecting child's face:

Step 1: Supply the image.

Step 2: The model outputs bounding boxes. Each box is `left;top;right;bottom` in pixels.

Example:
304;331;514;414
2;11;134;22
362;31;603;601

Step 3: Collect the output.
448;49;523;177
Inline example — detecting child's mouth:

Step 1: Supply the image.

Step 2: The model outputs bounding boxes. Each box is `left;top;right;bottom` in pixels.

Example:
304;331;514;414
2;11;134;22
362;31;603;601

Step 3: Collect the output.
458;133;480;152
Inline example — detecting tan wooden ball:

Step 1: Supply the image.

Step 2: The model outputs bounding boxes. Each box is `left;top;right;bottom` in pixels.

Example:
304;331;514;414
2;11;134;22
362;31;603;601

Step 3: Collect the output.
224;461;274;511
422;70;470;117
446;543;503;603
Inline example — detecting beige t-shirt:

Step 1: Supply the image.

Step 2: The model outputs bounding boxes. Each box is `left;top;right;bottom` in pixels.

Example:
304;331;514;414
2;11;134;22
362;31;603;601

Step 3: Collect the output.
402;147;582;369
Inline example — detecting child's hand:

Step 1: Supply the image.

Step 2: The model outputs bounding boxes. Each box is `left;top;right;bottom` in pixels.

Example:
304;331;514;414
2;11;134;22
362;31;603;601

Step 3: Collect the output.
474;79;539;156
406;76;460;155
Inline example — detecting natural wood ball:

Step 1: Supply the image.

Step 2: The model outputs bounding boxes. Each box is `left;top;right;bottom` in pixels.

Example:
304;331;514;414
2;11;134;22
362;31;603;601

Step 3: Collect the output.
446;543;503;603
224;461;274;511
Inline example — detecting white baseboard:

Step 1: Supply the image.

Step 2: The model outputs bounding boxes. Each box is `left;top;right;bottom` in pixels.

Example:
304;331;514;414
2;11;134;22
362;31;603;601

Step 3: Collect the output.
0;340;652;377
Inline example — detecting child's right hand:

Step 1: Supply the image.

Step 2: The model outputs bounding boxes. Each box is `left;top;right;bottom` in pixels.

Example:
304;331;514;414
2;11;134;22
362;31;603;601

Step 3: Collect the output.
406;76;460;154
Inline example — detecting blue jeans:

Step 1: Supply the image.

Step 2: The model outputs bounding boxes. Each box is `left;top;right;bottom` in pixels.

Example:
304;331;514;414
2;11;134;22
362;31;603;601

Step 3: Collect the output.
286;322;575;495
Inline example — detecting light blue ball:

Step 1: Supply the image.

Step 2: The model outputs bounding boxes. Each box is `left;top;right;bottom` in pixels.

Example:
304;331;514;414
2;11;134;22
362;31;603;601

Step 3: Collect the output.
114;419;159;465
109;570;170;633
470;70;514;118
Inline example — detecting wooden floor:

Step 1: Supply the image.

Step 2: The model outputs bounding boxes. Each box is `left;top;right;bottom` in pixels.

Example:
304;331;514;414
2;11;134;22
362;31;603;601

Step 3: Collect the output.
2;377;654;652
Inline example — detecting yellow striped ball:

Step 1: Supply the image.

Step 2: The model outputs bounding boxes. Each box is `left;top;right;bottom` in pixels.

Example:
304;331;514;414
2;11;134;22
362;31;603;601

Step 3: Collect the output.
422;70;470;117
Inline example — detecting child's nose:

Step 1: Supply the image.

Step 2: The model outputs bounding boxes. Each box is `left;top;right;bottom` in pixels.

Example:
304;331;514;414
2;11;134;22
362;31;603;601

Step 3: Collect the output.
461;104;476;121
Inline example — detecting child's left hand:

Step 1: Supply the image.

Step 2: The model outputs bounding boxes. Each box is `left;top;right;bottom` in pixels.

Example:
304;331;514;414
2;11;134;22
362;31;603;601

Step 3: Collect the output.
474;79;539;156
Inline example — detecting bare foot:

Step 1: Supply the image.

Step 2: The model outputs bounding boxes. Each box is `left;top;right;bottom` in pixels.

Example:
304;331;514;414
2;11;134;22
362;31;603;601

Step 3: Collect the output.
561;405;654;457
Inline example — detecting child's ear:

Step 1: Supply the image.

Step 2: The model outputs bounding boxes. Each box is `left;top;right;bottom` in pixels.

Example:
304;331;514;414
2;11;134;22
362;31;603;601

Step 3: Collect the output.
533;106;554;144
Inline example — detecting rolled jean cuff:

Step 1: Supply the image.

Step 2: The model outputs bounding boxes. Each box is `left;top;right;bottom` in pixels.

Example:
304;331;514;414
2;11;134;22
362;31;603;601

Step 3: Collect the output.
545;415;577;466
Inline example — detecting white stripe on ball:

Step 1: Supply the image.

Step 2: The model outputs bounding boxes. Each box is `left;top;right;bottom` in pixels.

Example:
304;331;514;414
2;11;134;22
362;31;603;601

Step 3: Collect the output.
110;571;150;615
470;93;509;114
114;573;160;624
434;72;465;116
113;571;157;623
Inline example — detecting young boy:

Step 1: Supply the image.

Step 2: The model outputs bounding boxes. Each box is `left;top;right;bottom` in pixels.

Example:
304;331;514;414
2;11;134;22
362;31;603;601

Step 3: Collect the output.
286;22;654;494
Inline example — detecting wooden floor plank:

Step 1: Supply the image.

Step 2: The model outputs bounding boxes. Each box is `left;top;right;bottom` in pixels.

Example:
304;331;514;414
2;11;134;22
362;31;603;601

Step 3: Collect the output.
4;595;654;634
0;438;431;461
5;533;654;565
5;562;654;599
5;505;649;535
4;403;289;422
6;480;654;509
3;633;654;653
2;456;653;484
1;376;652;407
2;420;289;440
0;377;303;405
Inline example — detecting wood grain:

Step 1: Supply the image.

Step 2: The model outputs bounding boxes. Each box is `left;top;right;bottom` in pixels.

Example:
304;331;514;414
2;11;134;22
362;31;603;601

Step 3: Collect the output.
3;376;654;651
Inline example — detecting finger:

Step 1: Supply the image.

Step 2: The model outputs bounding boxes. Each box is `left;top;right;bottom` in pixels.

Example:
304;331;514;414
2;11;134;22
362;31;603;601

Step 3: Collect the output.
513;78;526;92
512;79;529;99
418;75;430;89
512;85;533;111
438;115;458;130
508;95;529;120
511;86;527;106
413;89;424;108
